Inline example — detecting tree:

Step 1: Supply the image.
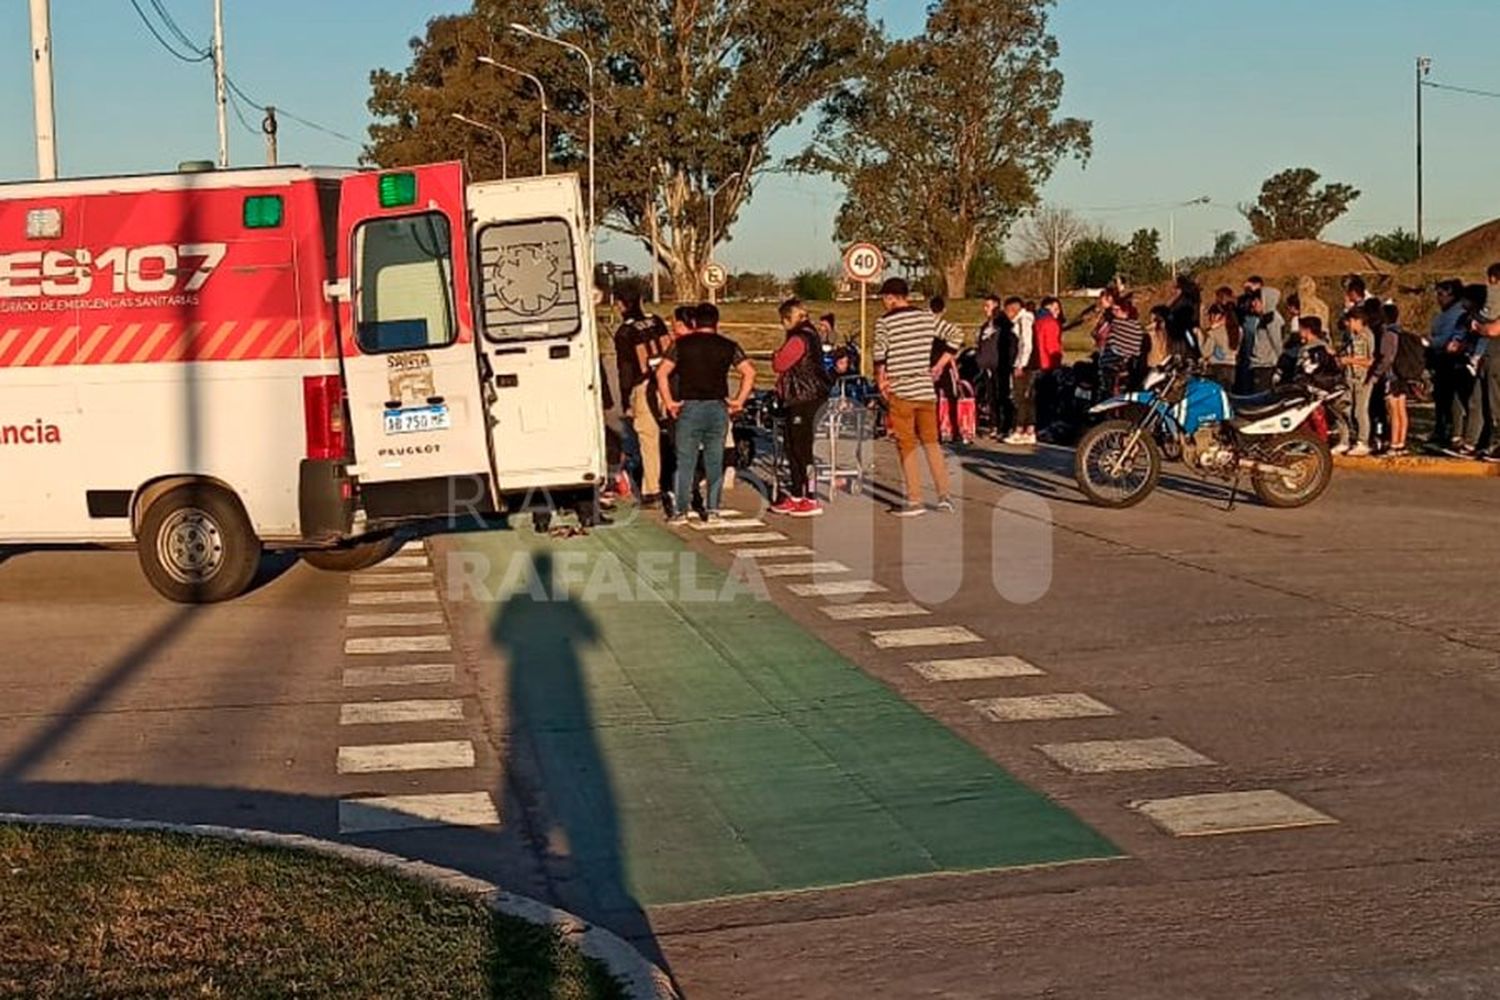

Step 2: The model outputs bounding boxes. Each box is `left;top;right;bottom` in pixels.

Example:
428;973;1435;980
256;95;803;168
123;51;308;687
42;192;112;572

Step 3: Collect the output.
1118;228;1167;286
1066;235;1121;290
728;272;782;301
802;0;1091;299
792;269;837;302
1014;204;1091;294
966;243;1008;297
1353;228;1439;266
366;0;870;299
1240;168;1360;243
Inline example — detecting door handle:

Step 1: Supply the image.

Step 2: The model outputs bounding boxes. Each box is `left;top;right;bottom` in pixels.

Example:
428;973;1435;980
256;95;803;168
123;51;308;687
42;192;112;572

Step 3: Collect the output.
549;345;571;359
495;374;519;388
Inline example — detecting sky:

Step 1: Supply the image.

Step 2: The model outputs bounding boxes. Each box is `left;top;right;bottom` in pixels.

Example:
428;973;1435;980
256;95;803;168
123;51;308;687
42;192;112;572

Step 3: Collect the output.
4;1;1500;275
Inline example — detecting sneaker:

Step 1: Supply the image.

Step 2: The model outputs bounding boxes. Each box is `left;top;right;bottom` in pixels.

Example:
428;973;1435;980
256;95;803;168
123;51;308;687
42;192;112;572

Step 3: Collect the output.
1347;443;1372;457
639;494;661;510
1333;443;1353;456
1388;446;1409;458
935;496;956;513
791;498;825;518
705;511;724;526
768;497;800;516
890;502;926;518
666;513;689;526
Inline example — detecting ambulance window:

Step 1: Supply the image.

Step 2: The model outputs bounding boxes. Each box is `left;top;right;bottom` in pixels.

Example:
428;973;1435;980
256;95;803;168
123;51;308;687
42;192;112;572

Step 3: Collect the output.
353;212;457;353
477;218;582;341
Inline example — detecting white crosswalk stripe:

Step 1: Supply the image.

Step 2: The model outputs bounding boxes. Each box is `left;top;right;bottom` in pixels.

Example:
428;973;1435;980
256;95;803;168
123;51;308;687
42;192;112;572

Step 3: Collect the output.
348;590;440;606
353;572;435;587
339;699;465;726
821;602;929;621
788;580;886;597
345;612;446;629
338;792;500;834
1037;737;1215;774
733;546;816;559
336;740;474;774
1132;790;1337;837
757;561;850;578
343;663;456;687
968;693;1117;722
869;625;982;649
377;556;432;570
345;635;452;655
908;656;1046;681
690;518;766;531
709;531;788;545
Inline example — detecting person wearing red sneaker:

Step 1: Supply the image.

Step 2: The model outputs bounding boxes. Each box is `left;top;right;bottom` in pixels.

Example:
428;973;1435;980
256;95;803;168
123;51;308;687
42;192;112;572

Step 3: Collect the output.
771;297;832;517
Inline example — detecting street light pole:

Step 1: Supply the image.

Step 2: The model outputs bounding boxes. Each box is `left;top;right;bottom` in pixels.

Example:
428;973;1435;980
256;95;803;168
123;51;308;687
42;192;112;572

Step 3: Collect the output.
706;172;741;305
477;56;548;176
510;25;594;232
1417;56;1432;255
1169;196;1211;280
28;0;56;180
450;113;508;180
212;0;228;168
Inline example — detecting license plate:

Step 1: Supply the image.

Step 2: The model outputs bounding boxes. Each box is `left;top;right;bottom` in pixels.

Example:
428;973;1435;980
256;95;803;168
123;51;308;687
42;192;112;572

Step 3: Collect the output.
384;405;451;435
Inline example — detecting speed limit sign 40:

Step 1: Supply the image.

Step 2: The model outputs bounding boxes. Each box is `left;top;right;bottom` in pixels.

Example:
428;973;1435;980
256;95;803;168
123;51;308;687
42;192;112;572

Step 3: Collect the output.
843;243;885;283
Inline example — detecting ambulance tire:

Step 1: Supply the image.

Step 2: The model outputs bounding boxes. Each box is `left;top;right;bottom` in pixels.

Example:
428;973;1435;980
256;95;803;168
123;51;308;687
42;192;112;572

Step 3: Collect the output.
301;534;402;573
138;485;262;604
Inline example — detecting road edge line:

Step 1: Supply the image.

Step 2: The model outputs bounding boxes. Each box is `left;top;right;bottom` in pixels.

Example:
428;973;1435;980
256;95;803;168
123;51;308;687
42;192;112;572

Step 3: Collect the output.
0;811;680;1000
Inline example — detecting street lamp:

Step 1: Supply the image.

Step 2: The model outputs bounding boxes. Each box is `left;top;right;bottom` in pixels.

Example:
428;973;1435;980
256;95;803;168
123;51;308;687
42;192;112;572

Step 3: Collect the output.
450;113;508;180
706;171;741;304
1417;56;1432;254
509;24;594;233
477;56;548;176
1169;196;1211;279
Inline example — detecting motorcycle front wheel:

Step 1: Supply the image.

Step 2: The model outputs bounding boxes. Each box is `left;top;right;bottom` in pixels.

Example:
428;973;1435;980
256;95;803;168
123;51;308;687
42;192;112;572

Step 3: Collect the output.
1074;419;1162;508
1250;431;1332;508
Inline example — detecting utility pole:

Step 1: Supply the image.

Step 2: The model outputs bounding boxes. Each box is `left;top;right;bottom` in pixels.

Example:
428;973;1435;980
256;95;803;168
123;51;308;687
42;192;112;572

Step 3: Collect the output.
1417;56;1432;255
262;106;279;166
213;0;228;168
1051;213;1061;297
648;189;662;304
29;0;57;180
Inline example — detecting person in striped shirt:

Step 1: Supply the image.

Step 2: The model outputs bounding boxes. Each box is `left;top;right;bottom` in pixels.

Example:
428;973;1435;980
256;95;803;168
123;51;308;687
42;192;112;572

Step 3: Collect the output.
874;278;954;516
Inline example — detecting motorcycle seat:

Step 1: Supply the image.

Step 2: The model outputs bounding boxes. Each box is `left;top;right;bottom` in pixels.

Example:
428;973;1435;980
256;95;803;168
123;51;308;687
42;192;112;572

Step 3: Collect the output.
1229;386;1313;422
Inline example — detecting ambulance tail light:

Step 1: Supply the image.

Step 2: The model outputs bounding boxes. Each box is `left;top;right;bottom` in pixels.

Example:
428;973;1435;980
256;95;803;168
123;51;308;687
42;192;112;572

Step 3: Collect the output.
303;375;347;460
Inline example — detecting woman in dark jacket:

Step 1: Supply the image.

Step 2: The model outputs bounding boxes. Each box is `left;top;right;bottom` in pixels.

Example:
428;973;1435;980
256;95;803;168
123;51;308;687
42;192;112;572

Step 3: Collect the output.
770;298;831;516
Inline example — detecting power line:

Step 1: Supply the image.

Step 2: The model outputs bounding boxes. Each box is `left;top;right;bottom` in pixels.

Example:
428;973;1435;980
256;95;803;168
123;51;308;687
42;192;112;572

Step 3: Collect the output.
224;77;362;147
128;0;210;63
1423;79;1500;101
226;88;259;136
148;0;208;56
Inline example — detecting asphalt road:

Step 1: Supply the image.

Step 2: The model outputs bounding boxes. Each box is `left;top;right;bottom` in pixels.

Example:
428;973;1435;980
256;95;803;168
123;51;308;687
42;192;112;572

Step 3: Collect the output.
3;445;1500;999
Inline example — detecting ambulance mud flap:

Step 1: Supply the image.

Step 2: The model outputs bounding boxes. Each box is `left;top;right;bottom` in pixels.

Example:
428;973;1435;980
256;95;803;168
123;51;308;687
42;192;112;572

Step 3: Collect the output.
299;460;354;541
360;475;496;522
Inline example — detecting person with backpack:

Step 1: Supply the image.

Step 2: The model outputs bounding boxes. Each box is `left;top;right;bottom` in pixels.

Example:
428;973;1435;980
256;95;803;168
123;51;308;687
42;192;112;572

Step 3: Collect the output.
770;298;832;516
613;293;672;506
1370;302;1424;456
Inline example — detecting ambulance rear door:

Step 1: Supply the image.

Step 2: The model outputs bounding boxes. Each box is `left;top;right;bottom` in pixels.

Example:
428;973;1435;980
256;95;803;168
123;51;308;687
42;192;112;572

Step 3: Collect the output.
465;176;605;500
335;163;498;520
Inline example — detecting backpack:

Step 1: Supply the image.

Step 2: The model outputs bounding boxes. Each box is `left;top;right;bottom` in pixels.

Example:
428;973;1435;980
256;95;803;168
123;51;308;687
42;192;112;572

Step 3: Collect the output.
1393;328;1426;383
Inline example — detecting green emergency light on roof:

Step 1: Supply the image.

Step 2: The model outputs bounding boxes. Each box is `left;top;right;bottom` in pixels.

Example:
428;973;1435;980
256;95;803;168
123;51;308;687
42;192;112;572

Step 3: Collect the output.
242;194;284;228
378;172;418;208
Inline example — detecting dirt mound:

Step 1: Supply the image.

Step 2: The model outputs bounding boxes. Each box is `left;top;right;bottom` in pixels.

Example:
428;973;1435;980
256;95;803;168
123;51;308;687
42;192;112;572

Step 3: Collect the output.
1403;218;1500;279
1194;239;1393;291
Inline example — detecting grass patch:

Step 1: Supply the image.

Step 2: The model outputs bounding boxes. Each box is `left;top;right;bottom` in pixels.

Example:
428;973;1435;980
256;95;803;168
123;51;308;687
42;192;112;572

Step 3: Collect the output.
0;824;627;1000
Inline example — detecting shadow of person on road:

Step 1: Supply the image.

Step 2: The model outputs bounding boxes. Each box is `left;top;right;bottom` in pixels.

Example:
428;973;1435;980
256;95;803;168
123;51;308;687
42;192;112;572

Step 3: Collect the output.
489;550;671;977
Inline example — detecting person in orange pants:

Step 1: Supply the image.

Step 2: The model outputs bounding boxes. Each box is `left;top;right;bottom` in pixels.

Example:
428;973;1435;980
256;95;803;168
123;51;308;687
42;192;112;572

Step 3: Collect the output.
873;278;953;517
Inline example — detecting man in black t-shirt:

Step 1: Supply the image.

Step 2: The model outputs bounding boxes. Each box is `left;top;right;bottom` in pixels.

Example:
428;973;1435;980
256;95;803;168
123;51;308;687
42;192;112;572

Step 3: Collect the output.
655;303;757;524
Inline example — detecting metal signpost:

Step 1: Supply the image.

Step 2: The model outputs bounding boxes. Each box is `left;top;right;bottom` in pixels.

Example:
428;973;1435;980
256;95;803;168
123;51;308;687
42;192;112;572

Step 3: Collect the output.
843;242;885;377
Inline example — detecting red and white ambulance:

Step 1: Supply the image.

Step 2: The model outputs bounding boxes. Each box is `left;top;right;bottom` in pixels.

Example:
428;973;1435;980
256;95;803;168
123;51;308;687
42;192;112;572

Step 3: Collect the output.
0;161;605;602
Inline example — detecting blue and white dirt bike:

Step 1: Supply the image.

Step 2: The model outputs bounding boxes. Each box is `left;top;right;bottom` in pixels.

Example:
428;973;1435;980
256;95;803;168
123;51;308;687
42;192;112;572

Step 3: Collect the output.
1073;358;1341;509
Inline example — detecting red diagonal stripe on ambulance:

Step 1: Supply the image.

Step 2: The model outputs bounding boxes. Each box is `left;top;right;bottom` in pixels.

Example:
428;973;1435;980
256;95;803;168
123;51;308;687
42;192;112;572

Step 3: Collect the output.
99;324;144;365
157;322;210;363
196;321;239;361
126;324;175;364
4;328;52;368
75;325;113;365
35;327;79;367
262;320;302;359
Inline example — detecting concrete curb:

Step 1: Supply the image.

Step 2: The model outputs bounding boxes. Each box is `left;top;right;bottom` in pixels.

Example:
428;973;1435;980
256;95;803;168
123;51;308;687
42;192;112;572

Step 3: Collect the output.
1333;453;1500;478
1;812;679;1000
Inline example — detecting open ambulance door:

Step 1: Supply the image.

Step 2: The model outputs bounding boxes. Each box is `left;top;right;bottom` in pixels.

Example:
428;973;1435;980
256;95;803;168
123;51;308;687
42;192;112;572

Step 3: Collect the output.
333;163;499;522
465;177;606;508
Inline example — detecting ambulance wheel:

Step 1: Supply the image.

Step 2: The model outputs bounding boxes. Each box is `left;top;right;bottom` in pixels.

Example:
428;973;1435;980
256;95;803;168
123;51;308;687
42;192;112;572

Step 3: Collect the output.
138;484;262;604
301;533;402;573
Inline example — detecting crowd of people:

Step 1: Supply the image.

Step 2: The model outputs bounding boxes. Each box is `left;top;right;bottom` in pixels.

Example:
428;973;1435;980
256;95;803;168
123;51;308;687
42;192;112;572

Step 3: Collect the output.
607;260;1500;525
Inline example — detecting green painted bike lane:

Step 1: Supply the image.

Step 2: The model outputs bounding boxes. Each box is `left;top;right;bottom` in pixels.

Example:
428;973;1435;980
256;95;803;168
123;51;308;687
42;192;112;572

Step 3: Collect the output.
468;519;1117;909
